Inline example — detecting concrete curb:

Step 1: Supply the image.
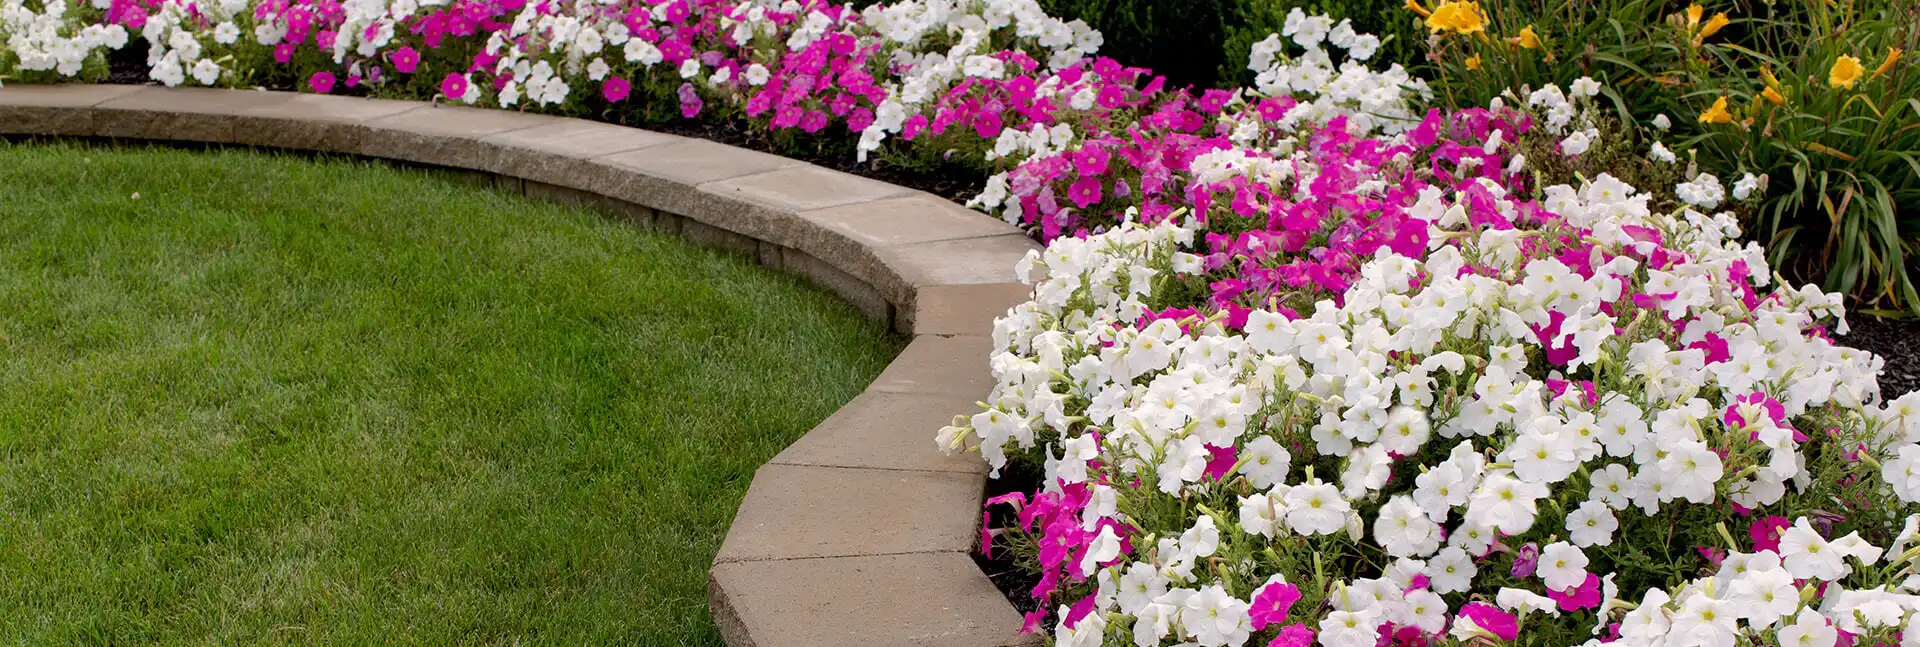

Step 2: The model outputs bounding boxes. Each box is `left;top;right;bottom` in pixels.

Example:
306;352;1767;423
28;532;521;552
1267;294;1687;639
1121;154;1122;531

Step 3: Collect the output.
0;85;1037;647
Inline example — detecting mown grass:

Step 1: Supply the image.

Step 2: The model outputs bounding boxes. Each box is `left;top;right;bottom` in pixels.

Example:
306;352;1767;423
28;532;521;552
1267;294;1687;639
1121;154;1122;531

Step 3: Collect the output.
0;141;902;645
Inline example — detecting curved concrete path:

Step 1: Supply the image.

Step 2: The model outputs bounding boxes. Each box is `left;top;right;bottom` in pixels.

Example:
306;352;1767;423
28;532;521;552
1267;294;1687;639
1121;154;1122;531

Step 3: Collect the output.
0;85;1035;647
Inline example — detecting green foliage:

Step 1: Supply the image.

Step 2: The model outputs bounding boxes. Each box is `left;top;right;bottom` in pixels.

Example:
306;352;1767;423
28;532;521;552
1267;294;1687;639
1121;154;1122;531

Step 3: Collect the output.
1681;0;1920;315
1035;0;1227;88
1415;0;1920;314
1034;0;1427;89
1215;0;1427;87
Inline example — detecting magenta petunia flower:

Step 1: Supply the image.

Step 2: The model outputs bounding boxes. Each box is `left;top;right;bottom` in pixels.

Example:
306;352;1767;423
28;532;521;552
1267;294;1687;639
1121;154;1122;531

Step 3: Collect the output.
799;110;829;133
1197;89;1233;114
308;71;335;94
440;73;469;100
1248;581;1302;630
902;114;929;140
1751;516;1792;552
602;77;631;102
1548;573;1603;611
1269;623;1316;647
1459;602;1519;641
391;46;420;73
1067;177;1102;208
1073;146;1110;177
1202;444;1236;481
1018;610;1046;634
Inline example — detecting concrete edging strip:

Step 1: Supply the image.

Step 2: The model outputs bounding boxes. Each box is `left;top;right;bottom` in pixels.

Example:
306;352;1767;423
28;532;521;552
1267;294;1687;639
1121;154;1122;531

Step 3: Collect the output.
0;84;1037;647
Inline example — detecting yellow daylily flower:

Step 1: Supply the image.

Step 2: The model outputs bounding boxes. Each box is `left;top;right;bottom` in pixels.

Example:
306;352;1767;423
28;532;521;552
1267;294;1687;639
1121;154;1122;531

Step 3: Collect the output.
1405;0;1432;18
1466;53;1483;70
1509;25;1542;49
1761;86;1785;105
1685;3;1704;28
1759;66;1781;88
1874;48;1905;80
1830;55;1865;88
1699;96;1734;124
1695;13;1729;43
1426;0;1488;35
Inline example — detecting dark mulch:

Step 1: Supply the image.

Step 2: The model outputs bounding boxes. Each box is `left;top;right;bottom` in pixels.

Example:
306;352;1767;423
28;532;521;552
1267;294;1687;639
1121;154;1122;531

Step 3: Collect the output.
1840;315;1920;397
976;459;1046;626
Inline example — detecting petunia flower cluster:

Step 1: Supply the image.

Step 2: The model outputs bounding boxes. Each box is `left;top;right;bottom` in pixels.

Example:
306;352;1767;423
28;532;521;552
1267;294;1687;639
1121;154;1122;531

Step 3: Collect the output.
940;67;1919;647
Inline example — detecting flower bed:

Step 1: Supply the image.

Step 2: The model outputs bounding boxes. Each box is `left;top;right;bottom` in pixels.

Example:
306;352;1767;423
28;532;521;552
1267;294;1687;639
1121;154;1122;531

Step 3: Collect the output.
8;0;1920;646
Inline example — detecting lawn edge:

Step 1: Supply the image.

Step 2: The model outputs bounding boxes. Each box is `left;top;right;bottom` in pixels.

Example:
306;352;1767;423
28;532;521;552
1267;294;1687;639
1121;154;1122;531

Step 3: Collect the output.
0;84;1040;647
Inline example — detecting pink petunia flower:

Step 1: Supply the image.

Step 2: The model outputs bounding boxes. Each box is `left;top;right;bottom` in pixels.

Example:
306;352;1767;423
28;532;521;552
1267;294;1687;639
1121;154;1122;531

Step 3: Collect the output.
1269;623;1316;647
391;46;420;73
308;71;335;94
440;73;469;100
602;77;631;102
1458;603;1519;641
1067;177;1103;208
1548;573;1603;611
1751;516;1792;552
1249;581;1302;630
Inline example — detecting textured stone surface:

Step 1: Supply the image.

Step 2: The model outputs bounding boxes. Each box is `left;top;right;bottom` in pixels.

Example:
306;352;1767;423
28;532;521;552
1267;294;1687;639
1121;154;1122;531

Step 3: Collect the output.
874;234;1035;305
784;195;1020;302
800;195;1014;248
902;283;1032;336
772;390;986;474
773;247;892;323
478;120;677;185
715;463;981;564
682;217;763;256
702;165;912;214
709;552;1034;647
93;87;298;143
0;84;142;136
869;335;997;396
360;103;562;167
593;140;800;233
234;94;430;153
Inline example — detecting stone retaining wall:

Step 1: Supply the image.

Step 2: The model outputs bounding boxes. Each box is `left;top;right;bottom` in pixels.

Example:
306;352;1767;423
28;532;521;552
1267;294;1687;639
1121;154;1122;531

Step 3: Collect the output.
0;85;1035;647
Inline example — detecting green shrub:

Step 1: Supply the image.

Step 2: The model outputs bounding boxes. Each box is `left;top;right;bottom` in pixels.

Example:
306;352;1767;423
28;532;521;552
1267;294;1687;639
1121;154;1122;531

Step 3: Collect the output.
1033;0;1426;89
1215;0;1427;87
1034;0;1228;88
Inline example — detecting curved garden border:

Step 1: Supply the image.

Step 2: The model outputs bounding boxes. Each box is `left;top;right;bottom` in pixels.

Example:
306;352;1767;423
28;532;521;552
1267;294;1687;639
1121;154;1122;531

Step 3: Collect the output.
0;84;1037;647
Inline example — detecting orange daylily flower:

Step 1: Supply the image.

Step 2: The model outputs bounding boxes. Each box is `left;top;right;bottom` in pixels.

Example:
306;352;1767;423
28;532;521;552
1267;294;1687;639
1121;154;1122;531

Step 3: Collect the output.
1699;96;1734;124
1874;48;1905;80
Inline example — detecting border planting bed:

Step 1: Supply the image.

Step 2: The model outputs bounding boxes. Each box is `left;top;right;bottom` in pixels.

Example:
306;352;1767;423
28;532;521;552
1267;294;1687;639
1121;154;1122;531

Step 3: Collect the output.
0;84;1038;647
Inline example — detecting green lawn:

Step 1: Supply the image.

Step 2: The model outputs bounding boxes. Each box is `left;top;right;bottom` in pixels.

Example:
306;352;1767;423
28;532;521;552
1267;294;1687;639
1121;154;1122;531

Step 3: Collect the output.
0;142;902;645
